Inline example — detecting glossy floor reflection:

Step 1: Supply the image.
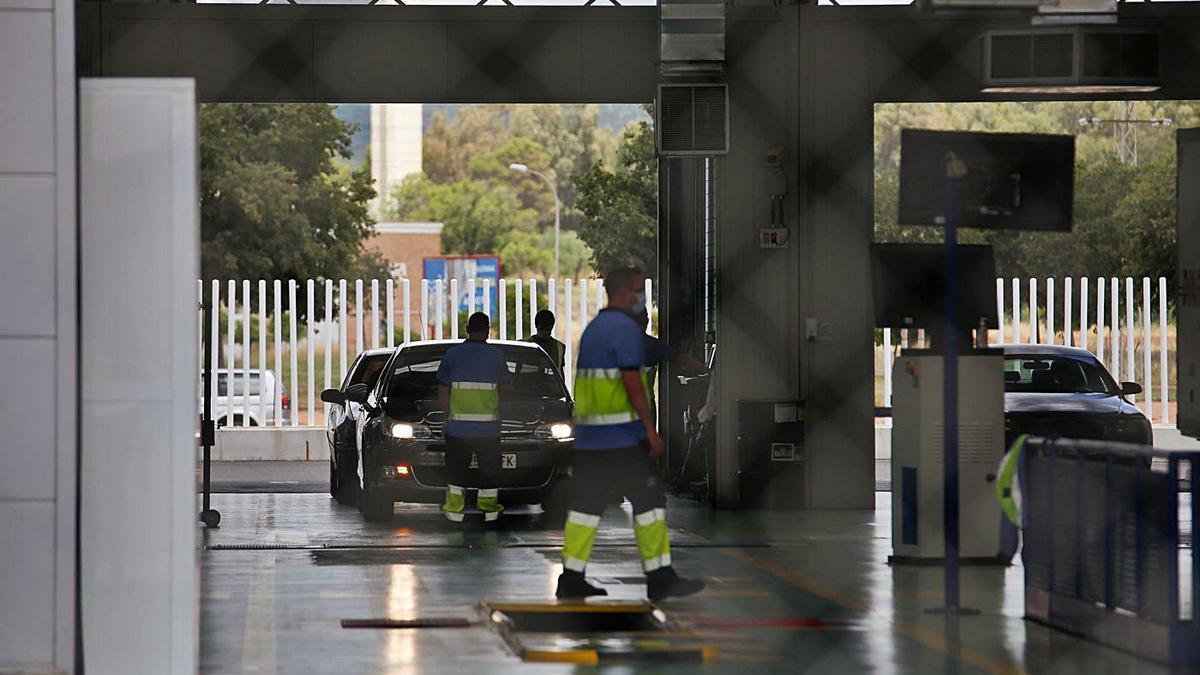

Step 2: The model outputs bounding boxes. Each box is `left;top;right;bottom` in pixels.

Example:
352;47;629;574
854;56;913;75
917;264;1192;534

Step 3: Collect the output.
200;493;1171;674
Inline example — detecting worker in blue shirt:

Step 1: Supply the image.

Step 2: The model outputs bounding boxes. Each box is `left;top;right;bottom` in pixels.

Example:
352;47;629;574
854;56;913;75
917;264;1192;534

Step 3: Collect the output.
436;312;512;523
557;268;705;601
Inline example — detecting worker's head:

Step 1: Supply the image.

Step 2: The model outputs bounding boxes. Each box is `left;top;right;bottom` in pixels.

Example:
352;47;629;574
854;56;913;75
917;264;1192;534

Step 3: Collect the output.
636;309;649;332
603;267;646;314
466;312;490;339
534;309;555;333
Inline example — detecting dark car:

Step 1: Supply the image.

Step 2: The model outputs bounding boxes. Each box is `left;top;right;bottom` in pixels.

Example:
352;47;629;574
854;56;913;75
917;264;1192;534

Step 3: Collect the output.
327;340;575;522
324;348;394;505
1001;344;1152;447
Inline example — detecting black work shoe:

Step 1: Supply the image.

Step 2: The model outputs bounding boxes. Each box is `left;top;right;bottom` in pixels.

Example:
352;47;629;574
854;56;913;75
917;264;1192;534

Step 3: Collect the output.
647;567;705;602
556;571;608;599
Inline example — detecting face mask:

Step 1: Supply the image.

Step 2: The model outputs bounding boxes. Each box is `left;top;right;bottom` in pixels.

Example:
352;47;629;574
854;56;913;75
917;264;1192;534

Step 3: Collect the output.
632;291;647;315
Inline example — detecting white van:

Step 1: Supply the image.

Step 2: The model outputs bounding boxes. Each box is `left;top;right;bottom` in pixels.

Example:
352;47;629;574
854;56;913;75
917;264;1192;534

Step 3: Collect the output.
199;369;291;427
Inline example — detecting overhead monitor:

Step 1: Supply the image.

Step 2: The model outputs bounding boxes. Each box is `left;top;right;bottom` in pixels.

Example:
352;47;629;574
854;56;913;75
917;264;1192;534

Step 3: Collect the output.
898;129;1075;231
871;243;999;331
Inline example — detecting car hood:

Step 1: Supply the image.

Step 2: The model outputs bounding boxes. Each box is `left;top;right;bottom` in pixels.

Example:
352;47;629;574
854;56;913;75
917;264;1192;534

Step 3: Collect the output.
1005;392;1136;416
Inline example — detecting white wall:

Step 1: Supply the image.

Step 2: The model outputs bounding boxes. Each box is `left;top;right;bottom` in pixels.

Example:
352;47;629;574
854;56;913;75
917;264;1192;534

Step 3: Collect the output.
0;0;78;669
79;78;198;675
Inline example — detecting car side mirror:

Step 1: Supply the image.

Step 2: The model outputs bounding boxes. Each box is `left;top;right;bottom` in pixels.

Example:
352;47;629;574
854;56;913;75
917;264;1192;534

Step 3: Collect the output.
344;383;370;404
319;388;345;405
1121;382;1143;396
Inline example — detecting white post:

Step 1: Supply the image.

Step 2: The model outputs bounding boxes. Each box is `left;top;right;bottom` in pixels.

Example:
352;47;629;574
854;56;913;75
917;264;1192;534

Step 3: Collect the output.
355;279;363;356
435;279;445;340
529;278;537;337
482;278;491;322
1111;278;1120;381
197;280;203;404
1029;277;1038;344
884;327;893;407
646;278;654;321
260;280;268;425
1097;278;1105;364
995;278;1005;344
323;280;332;404
420;279;429;341
1142;277;1153;420
210;280;219;423
386;279;395;348
402;279;411;344
371;279;379;350
289;280;298;427
468;278;477;318
1012;278;1021;344
450;278;459;340
548;278;557;338
338;279;348;382
1160;277;1169;424
515;278;524;339
274;280;283;426
306;279;315;426
595;278;604;312
580;276;589;326
226;280;236;424
1064;277;1073;347
1125;278;1135;397
1047;278;1055;345
1080;277;1089;353
241;280;251;426
499;279;508;340
564;278;574;391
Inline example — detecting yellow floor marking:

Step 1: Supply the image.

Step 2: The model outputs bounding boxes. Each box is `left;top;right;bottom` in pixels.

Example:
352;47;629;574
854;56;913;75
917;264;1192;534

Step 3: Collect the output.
720;548;1028;675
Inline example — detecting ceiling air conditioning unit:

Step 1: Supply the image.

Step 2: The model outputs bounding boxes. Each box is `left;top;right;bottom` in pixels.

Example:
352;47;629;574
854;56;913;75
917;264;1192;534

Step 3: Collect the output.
981;27;1162;94
656;83;728;156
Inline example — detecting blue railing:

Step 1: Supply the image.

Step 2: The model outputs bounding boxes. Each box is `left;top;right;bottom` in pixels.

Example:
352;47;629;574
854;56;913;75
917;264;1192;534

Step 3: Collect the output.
1021;436;1198;665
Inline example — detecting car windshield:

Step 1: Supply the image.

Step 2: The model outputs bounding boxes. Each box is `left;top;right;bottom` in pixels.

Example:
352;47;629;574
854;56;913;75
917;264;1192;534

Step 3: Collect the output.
386;344;566;400
1004;355;1118;394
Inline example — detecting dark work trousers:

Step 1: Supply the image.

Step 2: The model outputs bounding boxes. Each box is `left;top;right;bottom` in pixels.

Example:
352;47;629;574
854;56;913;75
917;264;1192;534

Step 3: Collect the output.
445;435;502;494
568;444;667;518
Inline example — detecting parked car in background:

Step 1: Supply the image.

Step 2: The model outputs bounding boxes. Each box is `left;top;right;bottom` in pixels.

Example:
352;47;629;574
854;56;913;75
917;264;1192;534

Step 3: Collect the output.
324;340;574;522
1001;344;1152;447
324;348;395;504
199;368;290;427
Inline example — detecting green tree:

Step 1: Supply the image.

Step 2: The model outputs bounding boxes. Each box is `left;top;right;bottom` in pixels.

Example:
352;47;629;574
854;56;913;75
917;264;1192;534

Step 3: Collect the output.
575;118;658;277
200;103;387;308
386;175;539;255
500;229;594;279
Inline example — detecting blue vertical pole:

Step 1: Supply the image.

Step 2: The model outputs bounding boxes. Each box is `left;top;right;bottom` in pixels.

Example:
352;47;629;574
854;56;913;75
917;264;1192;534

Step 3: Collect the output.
943;172;960;612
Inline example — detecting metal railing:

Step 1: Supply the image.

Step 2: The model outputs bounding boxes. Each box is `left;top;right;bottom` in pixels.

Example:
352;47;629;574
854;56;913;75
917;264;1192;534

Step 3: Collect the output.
880;276;1174;424
198;276;654;427
1021;436;1197;665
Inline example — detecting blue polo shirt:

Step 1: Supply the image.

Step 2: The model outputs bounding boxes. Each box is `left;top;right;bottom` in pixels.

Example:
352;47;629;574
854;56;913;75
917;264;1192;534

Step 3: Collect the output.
574;309;647;450
642;334;678;367
436;339;512;438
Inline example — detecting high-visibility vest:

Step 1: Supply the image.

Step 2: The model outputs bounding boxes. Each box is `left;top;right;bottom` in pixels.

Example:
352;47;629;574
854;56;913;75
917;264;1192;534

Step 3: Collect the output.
996;435;1026;527
574;368;649;426
449;381;500;422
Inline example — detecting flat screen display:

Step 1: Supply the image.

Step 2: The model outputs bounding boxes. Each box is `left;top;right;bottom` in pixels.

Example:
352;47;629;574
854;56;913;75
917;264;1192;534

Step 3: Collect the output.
871;243;999;330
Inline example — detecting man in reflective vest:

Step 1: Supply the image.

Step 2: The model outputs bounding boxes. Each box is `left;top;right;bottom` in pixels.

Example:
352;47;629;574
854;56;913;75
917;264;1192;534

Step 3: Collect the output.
527;309;566;373
556;268;705;601
436;312;512;523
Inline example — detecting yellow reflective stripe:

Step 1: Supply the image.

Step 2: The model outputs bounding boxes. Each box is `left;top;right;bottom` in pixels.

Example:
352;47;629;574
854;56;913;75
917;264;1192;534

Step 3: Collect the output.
452;381;498;390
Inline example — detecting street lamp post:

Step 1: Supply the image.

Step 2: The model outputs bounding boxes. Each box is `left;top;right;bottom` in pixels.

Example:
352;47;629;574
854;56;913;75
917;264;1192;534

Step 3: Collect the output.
509;162;560;279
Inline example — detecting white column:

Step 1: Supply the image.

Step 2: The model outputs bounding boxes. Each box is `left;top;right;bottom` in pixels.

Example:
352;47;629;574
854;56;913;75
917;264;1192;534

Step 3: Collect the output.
995;278;1005;344
883;328;893;407
241;280;251;426
323;280;332;400
274;280;283;425
515;278;524;339
529;279;538;337
483;278;492;321
306;279;314;425
402;279;411;344
564;278;574;391
226;279;235;424
420;279;429;340
1029;277;1038;344
450;278;459;340
259;281;268;424
1080;277;1089;353
386;279;395;348
435;279;444;340
499;279;508;340
1046;278;1055;345
338;279;347;382
1142;277;1153;420
1064;277;1073;347
1011;278;1021;344
1160;277;1169;423
646;278;654;320
355;279;363;356
595;278;604;312
288;280;298;427
580;276;589;326
468;278;477;318
1110;278;1120;381
1096;278;1105;364
370;279;379;349
210;281;220;419
1125;278;1135;395
548;278;557;338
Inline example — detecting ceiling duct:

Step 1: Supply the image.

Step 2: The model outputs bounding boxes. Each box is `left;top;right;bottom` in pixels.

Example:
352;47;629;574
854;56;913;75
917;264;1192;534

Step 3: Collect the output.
660;0;725;77
657;83;729;156
982;27;1162;94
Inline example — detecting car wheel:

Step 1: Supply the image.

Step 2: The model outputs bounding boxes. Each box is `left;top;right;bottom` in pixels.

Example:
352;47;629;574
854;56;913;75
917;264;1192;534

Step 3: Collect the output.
358;479;392;522
329;456;339;498
334;448;359;506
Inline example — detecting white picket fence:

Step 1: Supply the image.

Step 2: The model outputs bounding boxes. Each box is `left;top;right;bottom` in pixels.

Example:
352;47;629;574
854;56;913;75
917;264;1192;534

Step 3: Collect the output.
199;277;654;428
880;276;1173;424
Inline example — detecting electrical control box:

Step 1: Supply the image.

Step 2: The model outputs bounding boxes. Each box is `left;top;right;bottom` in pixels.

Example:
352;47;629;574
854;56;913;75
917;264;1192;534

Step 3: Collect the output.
890;350;1011;563
736;400;805;509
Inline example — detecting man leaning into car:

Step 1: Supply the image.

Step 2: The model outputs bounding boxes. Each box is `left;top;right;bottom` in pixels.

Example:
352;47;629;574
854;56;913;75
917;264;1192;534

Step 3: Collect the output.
436;312;512;523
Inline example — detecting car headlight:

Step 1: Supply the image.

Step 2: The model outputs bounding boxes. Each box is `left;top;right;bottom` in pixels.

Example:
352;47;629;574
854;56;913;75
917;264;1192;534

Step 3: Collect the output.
389;422;431;440
536;423;573;442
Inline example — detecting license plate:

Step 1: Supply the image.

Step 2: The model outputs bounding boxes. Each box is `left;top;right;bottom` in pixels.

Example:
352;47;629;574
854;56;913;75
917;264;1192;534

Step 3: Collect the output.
501;453;517;469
